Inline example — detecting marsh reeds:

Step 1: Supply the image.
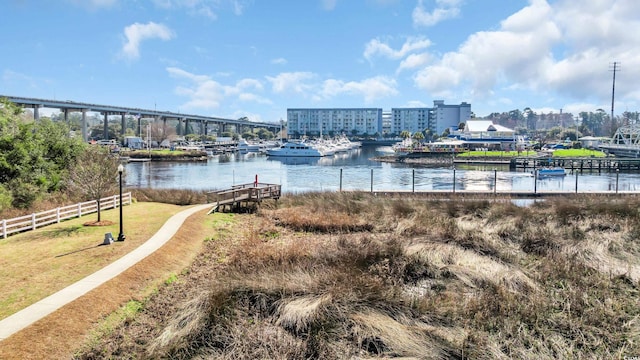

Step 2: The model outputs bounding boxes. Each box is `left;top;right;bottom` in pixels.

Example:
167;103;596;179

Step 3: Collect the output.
78;192;640;359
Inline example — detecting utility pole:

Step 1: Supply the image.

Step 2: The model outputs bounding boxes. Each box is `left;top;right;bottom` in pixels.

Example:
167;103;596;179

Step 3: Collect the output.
610;61;620;122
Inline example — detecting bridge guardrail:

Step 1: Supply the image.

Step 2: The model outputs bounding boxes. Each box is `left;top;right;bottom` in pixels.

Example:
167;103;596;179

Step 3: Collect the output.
0;192;132;239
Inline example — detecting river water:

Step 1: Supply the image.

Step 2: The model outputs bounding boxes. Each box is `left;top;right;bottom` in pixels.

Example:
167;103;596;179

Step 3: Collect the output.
123;145;640;193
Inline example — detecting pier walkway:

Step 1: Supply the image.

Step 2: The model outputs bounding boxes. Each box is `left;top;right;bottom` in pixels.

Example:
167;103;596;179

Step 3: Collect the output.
208;182;281;213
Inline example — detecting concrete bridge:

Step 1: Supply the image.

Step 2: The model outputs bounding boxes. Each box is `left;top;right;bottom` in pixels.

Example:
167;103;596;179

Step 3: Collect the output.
1;95;281;142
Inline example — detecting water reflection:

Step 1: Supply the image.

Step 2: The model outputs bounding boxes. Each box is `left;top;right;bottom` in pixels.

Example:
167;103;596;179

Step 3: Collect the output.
123;146;640;194
268;156;326;166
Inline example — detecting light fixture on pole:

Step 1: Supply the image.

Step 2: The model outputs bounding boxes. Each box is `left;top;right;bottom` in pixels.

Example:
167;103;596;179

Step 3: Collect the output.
117;164;126;242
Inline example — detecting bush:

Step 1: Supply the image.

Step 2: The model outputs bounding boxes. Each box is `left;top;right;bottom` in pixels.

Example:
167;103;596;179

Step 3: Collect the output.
0;184;13;212
8;180;41;209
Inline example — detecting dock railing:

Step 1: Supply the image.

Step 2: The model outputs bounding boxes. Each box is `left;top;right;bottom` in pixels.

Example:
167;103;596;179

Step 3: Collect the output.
209;183;281;212
1;192;132;239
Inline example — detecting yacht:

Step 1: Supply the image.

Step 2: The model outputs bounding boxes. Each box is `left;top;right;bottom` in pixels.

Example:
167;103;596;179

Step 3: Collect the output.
266;140;328;157
237;139;261;152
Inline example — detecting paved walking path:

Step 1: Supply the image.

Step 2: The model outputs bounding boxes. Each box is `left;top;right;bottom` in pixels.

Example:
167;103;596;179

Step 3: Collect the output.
0;203;211;341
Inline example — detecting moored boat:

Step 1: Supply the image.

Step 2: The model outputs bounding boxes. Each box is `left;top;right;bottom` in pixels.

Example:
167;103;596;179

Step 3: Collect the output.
266;140;328;157
536;167;566;177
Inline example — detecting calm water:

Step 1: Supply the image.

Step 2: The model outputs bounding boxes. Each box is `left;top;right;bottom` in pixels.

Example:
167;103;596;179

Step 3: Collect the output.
123;146;640;193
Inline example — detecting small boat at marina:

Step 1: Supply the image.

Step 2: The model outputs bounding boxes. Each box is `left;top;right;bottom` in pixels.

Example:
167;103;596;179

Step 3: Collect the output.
536;167;566;177
266;140;328;157
237;139;261;152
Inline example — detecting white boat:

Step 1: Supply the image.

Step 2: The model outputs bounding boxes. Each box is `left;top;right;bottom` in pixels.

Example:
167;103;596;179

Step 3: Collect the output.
266;140;328;157
237;139;261;152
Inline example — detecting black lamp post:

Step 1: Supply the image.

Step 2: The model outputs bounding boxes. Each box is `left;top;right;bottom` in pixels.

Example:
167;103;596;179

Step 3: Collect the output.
117;164;126;242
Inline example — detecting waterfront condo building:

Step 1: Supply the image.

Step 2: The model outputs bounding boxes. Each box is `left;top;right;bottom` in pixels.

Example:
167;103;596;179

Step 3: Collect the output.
391;101;471;136
286;108;383;137
287;101;470;137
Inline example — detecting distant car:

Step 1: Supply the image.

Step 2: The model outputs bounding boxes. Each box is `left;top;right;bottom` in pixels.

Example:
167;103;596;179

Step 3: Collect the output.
551;144;566;149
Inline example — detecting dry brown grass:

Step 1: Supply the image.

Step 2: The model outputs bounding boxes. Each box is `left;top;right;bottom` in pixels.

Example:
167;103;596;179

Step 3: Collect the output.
71;193;640;359
0;207;212;360
0;202;184;319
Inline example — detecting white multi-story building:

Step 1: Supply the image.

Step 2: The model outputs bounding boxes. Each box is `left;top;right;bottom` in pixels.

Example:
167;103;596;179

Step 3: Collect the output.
391;101;471;136
286;108;383;137
391;107;431;135
287;101;470;137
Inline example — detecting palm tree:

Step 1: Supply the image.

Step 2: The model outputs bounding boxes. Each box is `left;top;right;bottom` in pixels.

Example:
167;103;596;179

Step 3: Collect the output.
400;130;411;139
412;132;425;143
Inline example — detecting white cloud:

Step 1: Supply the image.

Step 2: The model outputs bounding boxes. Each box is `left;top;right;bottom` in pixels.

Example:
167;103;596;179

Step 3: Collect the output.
411;0;640;111
167;67;270;110
271;58;288;65
320;76;398;103
364;36;431;61
397;53;431;73
412;0;462;27
121;22;175;60
266;72;317;94
265;72;397;104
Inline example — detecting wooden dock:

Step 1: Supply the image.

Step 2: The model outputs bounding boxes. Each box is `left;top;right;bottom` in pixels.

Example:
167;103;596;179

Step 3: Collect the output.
509;157;640;172
208;182;281;213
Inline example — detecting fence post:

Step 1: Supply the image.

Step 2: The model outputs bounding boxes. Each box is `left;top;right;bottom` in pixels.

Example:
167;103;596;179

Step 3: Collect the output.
78;203;82;218
370;169;373;193
412;169;415;193
493;168;497;195
114;195;118;208
2;219;6;239
32;213;36;230
56;207;60;223
453;168;456;194
339;169;343;192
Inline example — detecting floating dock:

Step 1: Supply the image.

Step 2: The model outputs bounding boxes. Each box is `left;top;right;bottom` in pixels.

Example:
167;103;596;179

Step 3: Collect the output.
509;157;640;172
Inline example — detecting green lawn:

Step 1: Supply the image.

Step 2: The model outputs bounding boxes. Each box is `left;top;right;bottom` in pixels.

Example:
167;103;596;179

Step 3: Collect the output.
551;149;606;157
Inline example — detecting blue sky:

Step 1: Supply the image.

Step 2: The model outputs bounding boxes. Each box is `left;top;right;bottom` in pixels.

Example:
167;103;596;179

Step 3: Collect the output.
3;0;639;122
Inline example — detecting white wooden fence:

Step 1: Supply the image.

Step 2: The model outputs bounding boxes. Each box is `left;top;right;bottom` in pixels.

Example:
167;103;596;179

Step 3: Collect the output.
0;192;132;239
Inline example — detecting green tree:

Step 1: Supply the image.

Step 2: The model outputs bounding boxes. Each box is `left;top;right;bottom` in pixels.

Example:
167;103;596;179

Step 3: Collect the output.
412;132;425;143
67;146;120;223
400;130;411;139
242;131;256;140
0;98;85;208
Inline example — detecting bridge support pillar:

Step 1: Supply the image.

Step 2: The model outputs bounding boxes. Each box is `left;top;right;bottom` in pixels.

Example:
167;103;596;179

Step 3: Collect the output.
120;113;127;139
103;113;109;140
33;105;40;121
82;109;88;142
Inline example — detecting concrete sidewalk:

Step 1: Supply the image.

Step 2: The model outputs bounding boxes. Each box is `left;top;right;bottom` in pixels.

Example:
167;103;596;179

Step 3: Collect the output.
0;203;211;341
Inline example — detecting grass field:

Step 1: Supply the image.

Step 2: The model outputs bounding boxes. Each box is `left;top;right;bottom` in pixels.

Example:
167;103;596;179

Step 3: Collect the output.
551;148;607;157
0;202;185;320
